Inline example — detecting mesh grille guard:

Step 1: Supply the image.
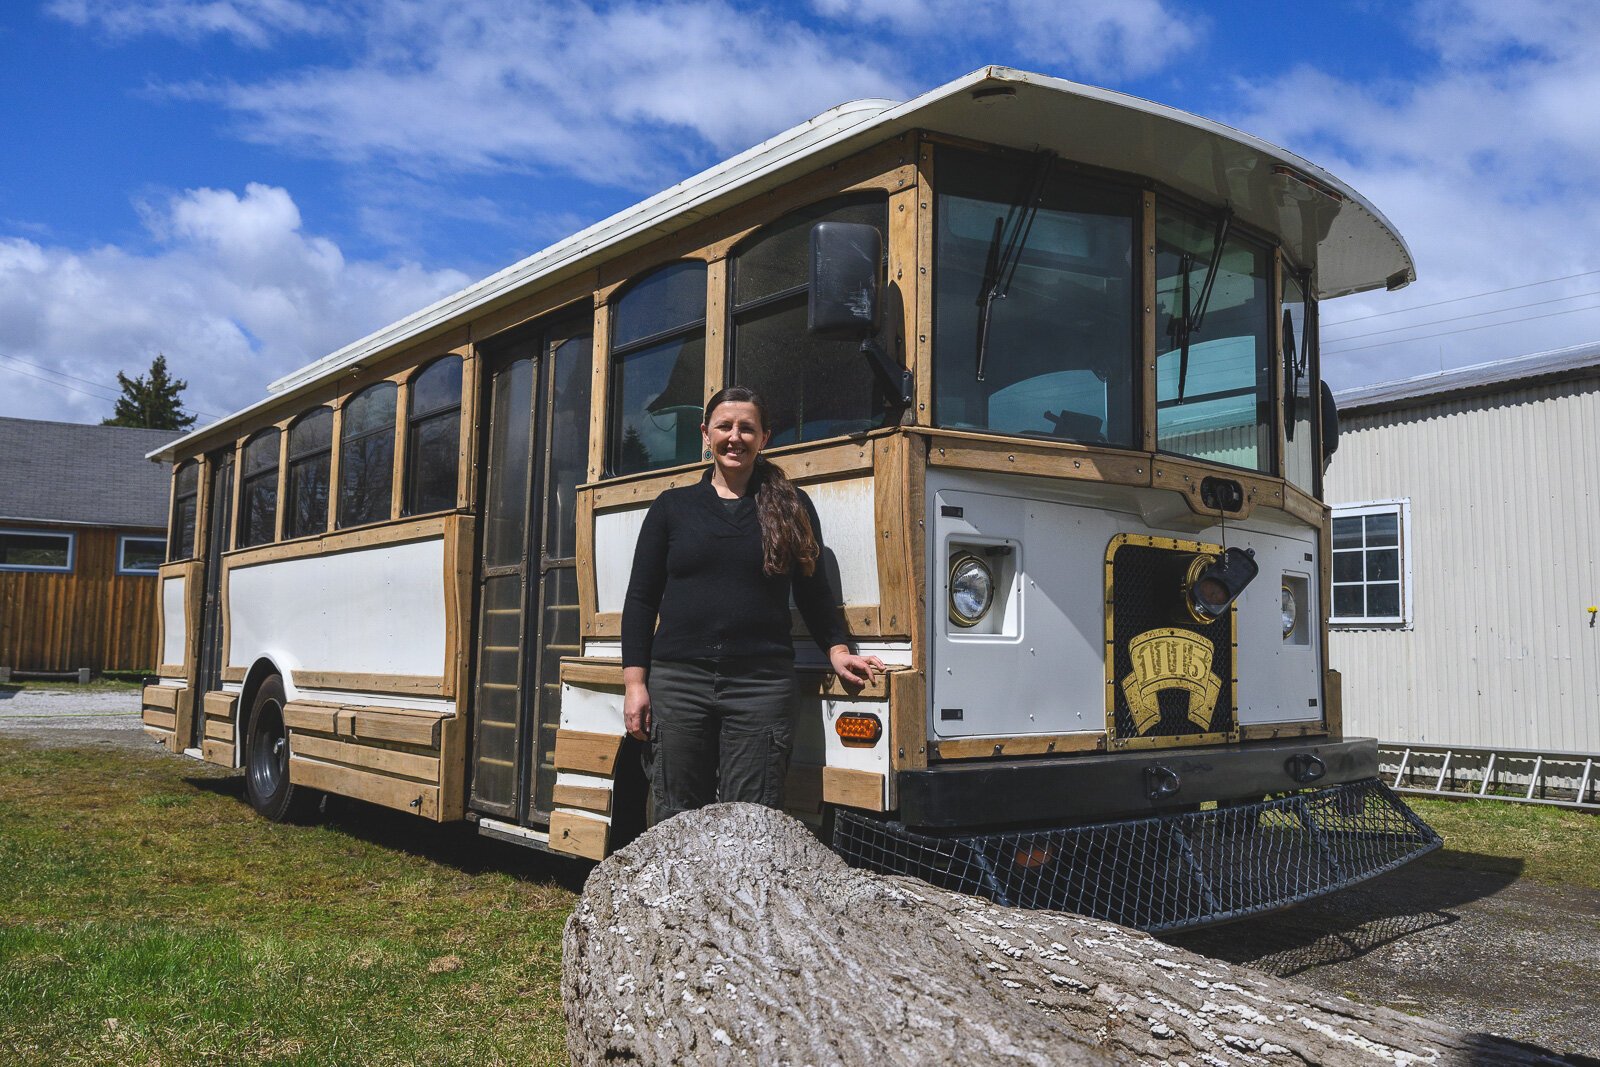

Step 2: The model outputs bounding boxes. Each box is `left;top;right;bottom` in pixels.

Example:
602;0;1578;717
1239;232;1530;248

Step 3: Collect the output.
832;778;1441;933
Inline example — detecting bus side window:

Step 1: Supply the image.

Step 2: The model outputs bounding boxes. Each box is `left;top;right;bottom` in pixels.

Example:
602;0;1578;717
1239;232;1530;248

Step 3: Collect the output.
169;460;199;561
284;407;333;539
338;382;398;528
607;261;707;476
237;429;281;548
730;195;888;446
404;356;462;516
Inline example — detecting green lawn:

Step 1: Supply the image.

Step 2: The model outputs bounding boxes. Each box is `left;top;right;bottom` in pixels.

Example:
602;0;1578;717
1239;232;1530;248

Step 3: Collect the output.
1406;795;1600;891
0;740;583;1065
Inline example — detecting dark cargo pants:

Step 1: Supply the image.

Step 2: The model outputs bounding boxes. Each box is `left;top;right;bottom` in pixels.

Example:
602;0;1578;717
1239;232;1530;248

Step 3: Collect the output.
647;656;795;826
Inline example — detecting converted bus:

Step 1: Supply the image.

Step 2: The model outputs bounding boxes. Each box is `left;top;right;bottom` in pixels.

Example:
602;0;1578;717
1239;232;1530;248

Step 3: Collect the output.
145;68;1438;932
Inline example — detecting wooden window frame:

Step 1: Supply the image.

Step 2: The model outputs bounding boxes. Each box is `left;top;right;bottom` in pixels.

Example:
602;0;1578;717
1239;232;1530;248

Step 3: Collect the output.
402;354;464;518
336;381;399;530
605;260;710;478
236;427;282;549
284;406;335;541
168;460;200;562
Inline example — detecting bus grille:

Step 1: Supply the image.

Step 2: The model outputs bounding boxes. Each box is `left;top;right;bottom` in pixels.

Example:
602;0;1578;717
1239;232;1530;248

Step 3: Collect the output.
831;779;1440;933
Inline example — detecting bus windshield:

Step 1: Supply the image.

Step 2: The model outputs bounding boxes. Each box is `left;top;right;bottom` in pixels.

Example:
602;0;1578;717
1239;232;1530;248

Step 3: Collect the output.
933;147;1138;447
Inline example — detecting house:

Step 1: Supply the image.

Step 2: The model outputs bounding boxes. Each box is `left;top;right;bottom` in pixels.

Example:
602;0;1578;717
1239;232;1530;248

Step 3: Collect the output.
1325;341;1600;756
0;418;173;675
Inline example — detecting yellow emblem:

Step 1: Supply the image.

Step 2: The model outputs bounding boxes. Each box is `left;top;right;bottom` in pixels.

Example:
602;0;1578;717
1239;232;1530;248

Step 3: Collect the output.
1120;628;1222;734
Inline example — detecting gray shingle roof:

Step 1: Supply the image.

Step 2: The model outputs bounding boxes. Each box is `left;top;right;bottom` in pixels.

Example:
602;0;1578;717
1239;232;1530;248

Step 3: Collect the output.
1335;340;1600;414
0;418;174;529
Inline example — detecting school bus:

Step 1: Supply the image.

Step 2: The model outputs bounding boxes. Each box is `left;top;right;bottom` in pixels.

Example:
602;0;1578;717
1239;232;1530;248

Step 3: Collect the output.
144;67;1438;932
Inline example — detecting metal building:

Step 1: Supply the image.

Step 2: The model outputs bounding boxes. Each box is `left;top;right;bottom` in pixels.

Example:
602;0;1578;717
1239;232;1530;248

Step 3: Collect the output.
1326;341;1600;757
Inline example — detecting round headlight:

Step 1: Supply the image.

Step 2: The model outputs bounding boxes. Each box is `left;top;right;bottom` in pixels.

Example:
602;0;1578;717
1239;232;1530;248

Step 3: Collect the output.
1281;584;1298;638
948;554;994;627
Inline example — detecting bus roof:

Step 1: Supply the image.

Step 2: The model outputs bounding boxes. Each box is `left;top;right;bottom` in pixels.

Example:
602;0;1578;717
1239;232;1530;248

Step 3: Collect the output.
152;66;1414;461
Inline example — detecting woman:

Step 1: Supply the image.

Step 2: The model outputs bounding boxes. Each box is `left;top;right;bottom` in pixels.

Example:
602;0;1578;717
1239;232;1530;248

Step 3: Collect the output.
621;386;883;825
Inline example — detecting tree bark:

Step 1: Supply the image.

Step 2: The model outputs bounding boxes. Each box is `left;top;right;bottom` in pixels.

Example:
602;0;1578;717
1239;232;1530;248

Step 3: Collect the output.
562;803;1577;1066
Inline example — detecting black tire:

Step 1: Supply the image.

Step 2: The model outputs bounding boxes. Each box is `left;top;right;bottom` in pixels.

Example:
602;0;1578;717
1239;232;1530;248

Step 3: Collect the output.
244;676;314;822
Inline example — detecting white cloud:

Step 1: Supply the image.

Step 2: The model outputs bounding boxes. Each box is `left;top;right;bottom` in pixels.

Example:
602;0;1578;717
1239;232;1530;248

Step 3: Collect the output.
0;184;468;423
46;0;338;47
152;0;907;189
810;0;1203;80
1229;0;1600;387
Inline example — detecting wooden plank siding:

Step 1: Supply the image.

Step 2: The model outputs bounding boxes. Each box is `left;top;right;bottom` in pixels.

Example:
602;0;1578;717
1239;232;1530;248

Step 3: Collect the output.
0;524;162;672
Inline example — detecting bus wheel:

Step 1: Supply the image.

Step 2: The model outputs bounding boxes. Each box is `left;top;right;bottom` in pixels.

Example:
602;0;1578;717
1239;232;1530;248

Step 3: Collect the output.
244;676;313;822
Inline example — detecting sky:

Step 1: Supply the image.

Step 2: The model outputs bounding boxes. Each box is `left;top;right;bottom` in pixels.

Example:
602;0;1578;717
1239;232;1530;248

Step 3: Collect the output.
3;0;1599;425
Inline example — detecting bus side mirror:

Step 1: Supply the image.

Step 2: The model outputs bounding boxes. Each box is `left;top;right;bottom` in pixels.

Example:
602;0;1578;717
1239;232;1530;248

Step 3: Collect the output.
1320;380;1340;470
808;222;881;339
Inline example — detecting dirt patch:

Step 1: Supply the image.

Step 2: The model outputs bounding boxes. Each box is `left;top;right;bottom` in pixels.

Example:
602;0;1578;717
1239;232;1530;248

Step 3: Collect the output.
1168;849;1600;1058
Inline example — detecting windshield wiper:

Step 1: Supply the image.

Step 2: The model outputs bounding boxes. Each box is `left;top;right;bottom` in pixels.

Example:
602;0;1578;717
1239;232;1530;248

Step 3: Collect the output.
1169;205;1233;402
975;150;1056;382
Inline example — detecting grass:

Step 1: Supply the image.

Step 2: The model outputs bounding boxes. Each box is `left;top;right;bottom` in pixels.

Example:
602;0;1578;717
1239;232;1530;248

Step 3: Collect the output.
1;675;146;694
1407;795;1600;891
0;739;584;1066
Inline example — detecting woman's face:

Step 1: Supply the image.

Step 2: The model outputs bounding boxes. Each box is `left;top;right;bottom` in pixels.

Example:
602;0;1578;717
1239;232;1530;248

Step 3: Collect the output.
702;400;770;479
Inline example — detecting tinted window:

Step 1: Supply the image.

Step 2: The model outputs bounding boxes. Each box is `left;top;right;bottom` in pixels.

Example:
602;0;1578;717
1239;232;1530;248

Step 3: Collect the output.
405;357;462;516
168;461;199;561
339;382;397;528
285;407;332;539
609;262;706;475
0;530;73;571
730;196;889;446
118;536;166;574
237;429;280;548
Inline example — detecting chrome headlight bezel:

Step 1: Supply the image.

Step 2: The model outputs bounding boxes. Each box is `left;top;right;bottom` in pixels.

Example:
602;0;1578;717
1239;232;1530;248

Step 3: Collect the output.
948;553;995;628
1281;583;1298;639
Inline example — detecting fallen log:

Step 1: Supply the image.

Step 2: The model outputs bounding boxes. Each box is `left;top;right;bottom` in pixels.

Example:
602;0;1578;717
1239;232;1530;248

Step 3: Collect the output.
562;803;1578;1065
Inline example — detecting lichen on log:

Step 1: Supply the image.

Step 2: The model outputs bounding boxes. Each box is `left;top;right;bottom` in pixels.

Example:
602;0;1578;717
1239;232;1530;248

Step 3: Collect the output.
562;803;1577;1066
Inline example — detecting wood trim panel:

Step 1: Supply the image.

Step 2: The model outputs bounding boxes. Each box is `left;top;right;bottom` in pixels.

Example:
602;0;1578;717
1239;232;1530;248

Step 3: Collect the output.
144;725;175;747
202;739;233;766
291;671;447;696
1149;457;1284;522
227;439;244;554
442;513;474;702
222;514;450;568
290;732;440;783
1239;722;1329;742
390;377;410;522
887;182;919;424
554;728;623;776
203;691;238;719
1141;190;1158;452
471;272;598;349
586;299;610;484
576;488;598;639
913;138;934;422
552;782;613;815
924;429;1152;487
888;666;926;775
142;684;180;711
1324;668;1342;738
1282;483;1325;528
549;810;608;860
326;401;344;536
797;666;890;701
929;731;1105;761
290;756;440;820
823;766;886;812
159;665;189;679
274;419;291;542
348;708;445;747
587;434;883;510
874;434;911;639
221;666;246;683
590;611;622;638
456;346;480;513
560;658;624;688
704;256;727;405
282;701;339;733
142;708;177;730
205;718;235;742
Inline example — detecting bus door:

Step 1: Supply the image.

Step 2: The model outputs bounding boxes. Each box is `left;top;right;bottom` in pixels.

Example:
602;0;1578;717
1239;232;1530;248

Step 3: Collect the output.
469;313;592;824
194;447;234;749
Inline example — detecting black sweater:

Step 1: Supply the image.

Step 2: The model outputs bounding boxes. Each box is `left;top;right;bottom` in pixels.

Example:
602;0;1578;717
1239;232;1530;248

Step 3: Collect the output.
621;469;850;668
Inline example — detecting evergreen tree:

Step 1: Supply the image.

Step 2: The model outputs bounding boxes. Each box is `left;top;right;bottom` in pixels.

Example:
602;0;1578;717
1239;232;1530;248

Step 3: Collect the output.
102;354;196;431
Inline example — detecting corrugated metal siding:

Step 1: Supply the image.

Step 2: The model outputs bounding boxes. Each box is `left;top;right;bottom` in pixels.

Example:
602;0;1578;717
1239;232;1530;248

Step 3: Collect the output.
1326;376;1600;751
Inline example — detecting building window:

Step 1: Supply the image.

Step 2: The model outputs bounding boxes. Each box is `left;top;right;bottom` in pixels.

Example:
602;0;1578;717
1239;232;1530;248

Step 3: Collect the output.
237;429;281;548
169;461;199;561
404;356;462;516
117;536;166;575
608;260;707;476
285;407;333;539
0;529;75;572
730;195;889;446
339;382;398;528
1331;500;1411;625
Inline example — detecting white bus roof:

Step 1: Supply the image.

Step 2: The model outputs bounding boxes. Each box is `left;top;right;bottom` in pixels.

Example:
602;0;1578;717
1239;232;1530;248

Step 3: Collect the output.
153;66;1414;460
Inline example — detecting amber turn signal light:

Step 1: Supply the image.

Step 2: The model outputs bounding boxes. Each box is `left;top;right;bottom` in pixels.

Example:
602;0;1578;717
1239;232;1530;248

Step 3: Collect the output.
835;712;883;746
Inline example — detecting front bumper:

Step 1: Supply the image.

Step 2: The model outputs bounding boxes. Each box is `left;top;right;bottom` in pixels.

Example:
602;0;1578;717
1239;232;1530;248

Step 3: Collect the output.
898;735;1379;830
833;777;1441;933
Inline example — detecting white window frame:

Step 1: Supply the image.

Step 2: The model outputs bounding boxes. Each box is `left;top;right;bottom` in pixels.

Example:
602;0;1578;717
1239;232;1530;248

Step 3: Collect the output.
1329;498;1412;627
117;535;167;576
0;528;76;573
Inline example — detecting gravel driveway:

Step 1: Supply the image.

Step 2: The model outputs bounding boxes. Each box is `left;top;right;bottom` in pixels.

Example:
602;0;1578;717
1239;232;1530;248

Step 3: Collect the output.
5;690;1596;1058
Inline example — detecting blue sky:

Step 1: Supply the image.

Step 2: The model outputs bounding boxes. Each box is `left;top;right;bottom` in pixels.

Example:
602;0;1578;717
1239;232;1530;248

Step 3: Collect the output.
3;0;1598;424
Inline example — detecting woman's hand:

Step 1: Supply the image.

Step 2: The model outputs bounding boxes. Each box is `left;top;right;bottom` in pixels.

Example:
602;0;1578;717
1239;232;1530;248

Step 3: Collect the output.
623;667;652;741
828;644;885;688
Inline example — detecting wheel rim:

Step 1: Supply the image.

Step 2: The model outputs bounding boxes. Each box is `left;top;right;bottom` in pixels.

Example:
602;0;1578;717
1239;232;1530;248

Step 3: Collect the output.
249;700;288;800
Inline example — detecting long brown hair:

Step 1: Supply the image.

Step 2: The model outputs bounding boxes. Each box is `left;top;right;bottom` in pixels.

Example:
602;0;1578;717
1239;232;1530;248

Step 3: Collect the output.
703;386;818;577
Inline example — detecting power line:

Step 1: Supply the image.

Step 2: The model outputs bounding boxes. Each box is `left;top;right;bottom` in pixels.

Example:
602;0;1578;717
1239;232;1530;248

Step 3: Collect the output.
1322;288;1600;344
0;351;221;419
0;351;124;398
0;359;122;403
1323;269;1600;329
1321;301;1600;356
